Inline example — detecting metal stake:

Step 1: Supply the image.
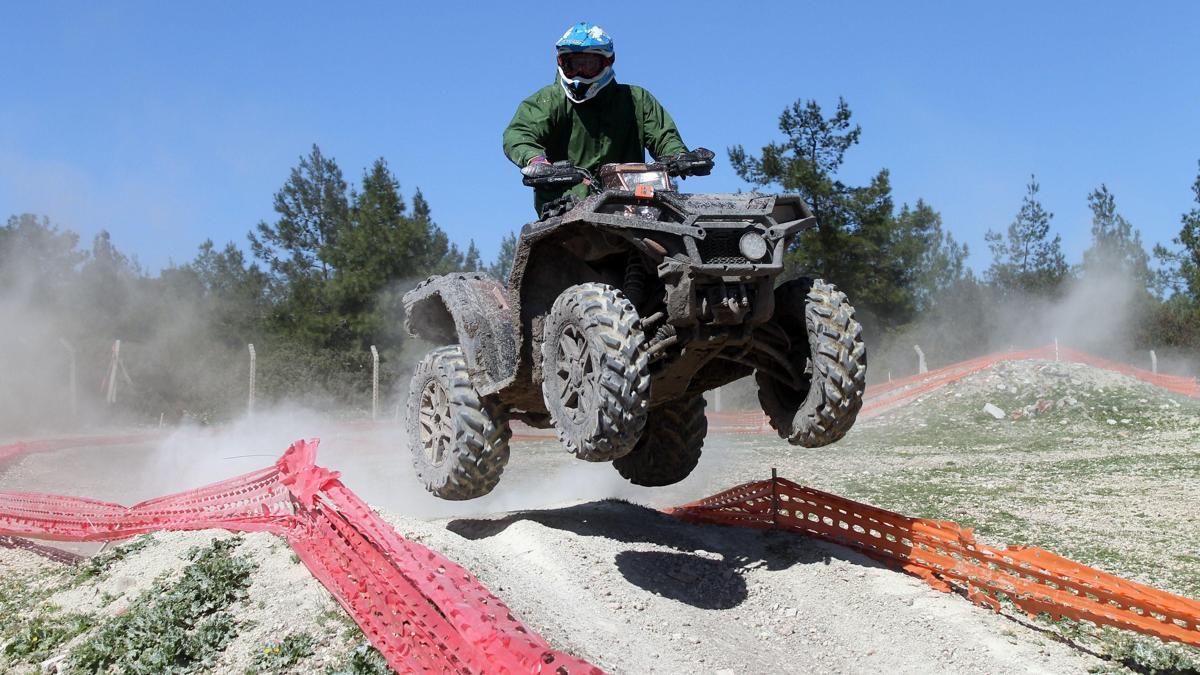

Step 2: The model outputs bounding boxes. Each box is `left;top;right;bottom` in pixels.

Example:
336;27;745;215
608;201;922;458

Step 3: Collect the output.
247;344;256;415
58;338;76;419
371;345;380;420
105;340;121;404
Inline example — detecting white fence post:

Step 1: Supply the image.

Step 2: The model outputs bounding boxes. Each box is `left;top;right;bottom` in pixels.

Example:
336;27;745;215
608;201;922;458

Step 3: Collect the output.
247;344;256;415
59;338;76;419
913;344;928;374
371;345;380;421
1054;338;1060;362
1150;350;1158;375
105;339;121;404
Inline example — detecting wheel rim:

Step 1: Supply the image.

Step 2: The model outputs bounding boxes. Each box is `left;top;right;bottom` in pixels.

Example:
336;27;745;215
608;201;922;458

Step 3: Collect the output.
418;378;453;466
554;324;595;425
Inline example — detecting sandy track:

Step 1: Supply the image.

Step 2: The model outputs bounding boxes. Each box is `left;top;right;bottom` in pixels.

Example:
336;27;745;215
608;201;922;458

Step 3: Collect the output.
387;501;1100;673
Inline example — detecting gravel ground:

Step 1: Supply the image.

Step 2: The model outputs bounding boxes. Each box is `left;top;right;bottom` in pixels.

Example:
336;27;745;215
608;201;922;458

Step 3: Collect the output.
1;358;1198;673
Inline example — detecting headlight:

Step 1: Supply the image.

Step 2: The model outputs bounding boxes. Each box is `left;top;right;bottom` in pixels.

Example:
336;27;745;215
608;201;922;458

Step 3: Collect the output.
738;231;768;261
599;203;661;221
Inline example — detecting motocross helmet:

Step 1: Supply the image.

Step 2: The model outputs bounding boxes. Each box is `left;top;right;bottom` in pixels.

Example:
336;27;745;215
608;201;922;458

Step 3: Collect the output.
555;22;615;104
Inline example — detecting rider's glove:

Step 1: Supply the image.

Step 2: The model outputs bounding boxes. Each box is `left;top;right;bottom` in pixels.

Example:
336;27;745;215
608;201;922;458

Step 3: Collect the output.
520;155;552;177
664;148;715;177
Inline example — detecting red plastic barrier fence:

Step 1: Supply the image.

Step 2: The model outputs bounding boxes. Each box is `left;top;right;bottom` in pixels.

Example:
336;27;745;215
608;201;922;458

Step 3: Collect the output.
668;475;1200;648
0;439;602;675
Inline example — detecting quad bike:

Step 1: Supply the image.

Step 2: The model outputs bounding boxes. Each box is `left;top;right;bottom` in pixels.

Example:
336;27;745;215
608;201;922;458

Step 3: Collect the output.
402;148;867;500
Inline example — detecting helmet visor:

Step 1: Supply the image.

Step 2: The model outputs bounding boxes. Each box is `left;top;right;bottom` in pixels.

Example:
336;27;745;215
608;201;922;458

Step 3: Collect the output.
557;52;611;79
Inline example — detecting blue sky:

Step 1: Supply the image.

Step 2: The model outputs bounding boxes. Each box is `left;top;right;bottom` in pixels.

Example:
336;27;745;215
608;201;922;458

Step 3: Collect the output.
2;2;1198;273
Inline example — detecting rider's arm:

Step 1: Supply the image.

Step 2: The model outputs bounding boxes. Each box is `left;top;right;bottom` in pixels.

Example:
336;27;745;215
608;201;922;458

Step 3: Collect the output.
503;93;555;168
637;88;688;161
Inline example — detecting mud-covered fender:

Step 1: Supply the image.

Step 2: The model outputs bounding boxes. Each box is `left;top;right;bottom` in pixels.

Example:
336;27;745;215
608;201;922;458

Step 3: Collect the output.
402;272;519;394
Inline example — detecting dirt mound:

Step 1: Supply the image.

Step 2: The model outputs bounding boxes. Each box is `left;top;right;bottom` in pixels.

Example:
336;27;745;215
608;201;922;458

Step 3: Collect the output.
883;358;1192;428
0;532;376;674
1;508;1109;675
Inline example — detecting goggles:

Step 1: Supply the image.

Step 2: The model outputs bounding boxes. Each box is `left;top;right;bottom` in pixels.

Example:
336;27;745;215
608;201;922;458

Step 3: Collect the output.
557;52;611;79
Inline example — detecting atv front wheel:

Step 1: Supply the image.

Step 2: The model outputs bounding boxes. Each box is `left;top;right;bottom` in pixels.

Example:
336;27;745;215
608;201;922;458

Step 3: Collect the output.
757;278;867;447
613;395;707;486
541;283;650;461
406;346;511;500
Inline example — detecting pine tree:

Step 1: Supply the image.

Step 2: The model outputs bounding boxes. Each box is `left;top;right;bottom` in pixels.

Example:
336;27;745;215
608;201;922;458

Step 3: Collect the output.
728;97;964;329
893;200;970;309
462;241;481;272
489;231;518;284
249;144;349;287
0;214;85;306
180;240;269;344
985;176;1069;296
1154;161;1200;302
1081;184;1150;284
248;145;350;345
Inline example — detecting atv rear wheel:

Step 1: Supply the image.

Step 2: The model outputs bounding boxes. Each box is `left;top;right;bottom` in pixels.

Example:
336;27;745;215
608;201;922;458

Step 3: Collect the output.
541;283;650;461
406;346;511;500
613;395;707;486
757;278;867;447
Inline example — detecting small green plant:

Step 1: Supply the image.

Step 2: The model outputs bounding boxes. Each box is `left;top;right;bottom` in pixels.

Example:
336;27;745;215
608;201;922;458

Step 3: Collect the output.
316;605;355;630
1091;626;1200;675
249;632;315;673
2;612;93;662
324;640;392;675
67;536;256;673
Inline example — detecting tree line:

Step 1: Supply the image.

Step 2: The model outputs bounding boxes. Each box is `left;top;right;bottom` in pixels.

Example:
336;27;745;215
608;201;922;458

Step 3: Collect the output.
731;98;1200;372
2;99;1198;428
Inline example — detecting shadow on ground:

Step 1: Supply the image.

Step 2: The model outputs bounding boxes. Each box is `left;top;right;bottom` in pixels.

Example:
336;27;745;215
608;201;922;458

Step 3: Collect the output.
447;499;887;610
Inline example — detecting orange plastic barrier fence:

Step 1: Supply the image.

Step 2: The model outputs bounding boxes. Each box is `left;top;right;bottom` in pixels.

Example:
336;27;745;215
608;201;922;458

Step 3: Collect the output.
0;439;601;675
668;475;1200;648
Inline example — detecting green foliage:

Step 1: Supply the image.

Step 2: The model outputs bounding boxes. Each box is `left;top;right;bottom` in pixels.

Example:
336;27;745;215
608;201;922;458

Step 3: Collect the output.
729;97;970;330
1086;625;1200;674
249;144;349;290
325;641;392;675
67;537;256;674
249;632;316;674
489;231;518;284
0;213;86;304
251;151;466;352
1154;162;1200;332
3;613;94;662
1082;184;1151;284
984;175;1070;296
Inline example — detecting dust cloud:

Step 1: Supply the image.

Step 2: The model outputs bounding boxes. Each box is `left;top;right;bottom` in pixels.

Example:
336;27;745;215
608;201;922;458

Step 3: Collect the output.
869;269;1187;383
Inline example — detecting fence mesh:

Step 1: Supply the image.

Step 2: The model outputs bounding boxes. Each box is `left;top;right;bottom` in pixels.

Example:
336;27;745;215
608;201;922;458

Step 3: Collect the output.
668;475;1200;647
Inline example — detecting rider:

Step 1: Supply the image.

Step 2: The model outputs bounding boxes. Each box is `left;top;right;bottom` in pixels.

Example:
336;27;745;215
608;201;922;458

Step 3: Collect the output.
503;22;708;214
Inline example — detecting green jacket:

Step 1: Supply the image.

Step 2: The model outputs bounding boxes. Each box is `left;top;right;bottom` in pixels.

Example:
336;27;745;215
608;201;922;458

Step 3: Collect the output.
503;80;689;212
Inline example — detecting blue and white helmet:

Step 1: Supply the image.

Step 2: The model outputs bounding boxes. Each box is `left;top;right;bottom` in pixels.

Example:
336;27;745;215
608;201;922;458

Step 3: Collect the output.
555;22;615;104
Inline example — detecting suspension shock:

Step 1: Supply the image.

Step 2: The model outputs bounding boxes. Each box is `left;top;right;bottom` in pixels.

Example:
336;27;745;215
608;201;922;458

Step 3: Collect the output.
623;255;648;308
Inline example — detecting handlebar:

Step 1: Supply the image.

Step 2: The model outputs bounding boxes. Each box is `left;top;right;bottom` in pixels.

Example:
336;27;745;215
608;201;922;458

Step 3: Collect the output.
521;147;716;190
